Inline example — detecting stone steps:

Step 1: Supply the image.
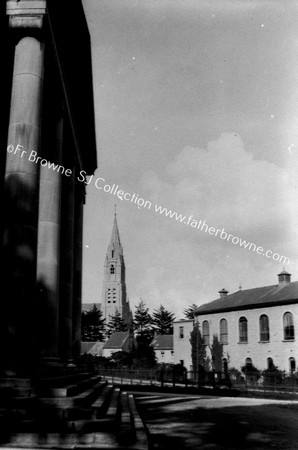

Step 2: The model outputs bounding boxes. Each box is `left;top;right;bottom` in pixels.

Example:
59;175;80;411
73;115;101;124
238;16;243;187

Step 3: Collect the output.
36;375;102;398
0;373;97;399
0;374;148;449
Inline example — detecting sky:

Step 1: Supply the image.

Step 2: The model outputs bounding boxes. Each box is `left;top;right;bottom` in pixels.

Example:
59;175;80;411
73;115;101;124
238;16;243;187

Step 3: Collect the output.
81;0;298;320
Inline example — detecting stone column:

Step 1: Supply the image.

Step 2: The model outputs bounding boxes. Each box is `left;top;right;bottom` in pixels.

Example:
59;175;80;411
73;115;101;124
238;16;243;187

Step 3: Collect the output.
72;178;85;360
59;162;75;363
2;8;45;374
36;117;63;363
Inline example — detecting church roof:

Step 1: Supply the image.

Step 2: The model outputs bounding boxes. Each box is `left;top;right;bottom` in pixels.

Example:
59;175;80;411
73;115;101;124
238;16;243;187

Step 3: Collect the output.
195;281;298;316
103;331;130;349
151;334;173;350
81;341;104;355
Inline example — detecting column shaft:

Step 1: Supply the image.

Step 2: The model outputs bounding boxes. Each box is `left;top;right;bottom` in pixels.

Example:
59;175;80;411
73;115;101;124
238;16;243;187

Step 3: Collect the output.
3;36;44;373
36;118;63;361
59;166;75;362
72;180;84;360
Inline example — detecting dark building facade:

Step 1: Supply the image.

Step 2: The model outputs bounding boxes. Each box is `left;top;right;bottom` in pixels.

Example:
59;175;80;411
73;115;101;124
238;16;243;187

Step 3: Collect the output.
0;0;97;375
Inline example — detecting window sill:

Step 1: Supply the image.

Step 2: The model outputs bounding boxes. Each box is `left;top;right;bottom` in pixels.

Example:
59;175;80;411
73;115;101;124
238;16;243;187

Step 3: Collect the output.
238;341;248;344
282;339;295;342
258;340;270;344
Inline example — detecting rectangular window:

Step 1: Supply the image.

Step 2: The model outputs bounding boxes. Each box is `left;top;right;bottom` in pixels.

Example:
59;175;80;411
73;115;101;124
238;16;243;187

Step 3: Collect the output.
179;326;184;339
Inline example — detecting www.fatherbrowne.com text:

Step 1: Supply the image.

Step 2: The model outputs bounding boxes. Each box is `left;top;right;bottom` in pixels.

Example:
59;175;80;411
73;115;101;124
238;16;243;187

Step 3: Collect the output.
7;144;290;266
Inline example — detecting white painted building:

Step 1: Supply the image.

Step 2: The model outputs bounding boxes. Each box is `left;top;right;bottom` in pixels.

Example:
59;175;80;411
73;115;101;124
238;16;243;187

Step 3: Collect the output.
173;319;194;371
151;335;174;364
193;270;298;373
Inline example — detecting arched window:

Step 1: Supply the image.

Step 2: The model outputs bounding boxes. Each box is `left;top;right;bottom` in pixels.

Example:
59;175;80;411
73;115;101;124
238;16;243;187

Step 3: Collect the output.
245;357;252;366
202;320;210;345
283;312;295;340
267;357;274;370
259;314;270;342
220;318;228;344
289;357;296;373
111;250;114;258
239;317;248;342
222;358;228;373
110;265;115;274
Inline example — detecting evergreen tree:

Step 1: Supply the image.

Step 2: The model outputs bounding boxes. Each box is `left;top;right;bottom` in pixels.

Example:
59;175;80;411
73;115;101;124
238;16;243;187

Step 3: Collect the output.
210;334;223;373
132;335;157;368
81;304;106;341
190;322;206;373
184;304;198;320
133;299;153;340
151;305;175;335
106;309;128;338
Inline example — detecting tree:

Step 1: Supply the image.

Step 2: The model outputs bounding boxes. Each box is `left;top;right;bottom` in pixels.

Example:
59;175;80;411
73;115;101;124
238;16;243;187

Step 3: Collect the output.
190;322;206;374
132;335;157;368
184;304;198;320
106;309;128;338
210;335;223;373
81;304;106;342
133;299;153;341
151;305;175;335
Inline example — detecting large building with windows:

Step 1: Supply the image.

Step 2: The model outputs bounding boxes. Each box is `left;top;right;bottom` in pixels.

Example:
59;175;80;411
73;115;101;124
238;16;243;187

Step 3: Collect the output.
193;269;298;373
173;270;298;374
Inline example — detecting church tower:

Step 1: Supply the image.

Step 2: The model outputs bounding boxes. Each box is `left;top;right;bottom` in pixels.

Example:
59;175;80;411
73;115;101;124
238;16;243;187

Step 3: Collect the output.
102;212;130;325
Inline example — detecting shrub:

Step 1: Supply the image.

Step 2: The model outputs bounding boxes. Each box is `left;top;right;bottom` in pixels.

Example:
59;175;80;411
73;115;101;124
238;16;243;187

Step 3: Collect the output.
229;367;243;382
241;362;261;380
262;364;284;385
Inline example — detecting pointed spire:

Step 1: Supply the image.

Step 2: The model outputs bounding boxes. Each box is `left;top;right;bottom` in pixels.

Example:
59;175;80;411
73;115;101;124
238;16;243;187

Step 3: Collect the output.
107;210;123;257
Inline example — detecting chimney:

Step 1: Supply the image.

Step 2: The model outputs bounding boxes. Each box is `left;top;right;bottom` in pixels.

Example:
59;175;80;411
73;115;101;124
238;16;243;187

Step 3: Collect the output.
278;269;291;285
218;288;229;298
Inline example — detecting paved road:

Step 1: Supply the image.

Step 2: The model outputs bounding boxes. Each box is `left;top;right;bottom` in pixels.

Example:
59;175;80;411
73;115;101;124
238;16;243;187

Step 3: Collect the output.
135;392;298;449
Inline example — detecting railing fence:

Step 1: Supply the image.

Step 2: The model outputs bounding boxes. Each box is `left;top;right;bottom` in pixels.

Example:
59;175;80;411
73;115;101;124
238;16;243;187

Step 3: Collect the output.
97;367;298;393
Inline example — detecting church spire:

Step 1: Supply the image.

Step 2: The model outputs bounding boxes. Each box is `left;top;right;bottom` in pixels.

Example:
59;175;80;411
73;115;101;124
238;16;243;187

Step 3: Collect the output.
107;209;123;259
102;211;130;327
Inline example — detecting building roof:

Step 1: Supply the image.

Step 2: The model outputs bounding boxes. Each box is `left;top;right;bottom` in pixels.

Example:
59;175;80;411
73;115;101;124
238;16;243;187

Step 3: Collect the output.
81;341;104;355
103;331;130;349
195;281;298;316
82;303;101;312
173;319;194;324
151;334;173;350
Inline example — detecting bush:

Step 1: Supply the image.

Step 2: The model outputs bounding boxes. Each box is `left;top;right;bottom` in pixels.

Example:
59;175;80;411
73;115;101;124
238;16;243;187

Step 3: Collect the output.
262;364;284;385
229;367;243;382
241;362;261;380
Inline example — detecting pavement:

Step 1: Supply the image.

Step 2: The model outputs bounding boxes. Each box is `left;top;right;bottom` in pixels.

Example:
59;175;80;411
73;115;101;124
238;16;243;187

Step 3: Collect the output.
135;392;298;449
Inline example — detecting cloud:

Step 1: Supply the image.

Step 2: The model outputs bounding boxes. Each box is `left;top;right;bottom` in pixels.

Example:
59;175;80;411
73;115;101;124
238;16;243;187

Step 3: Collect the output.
133;132;298;316
142;132;297;244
